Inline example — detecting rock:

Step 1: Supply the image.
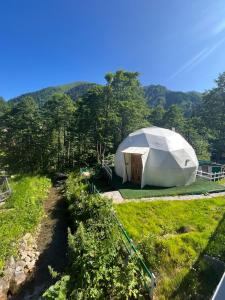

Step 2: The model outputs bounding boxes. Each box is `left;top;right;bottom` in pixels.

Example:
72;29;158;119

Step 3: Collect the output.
27;251;35;258
4;267;15;281
1;230;40;297
10;272;26;293
8;256;15;268
35;251;40;258
15;266;22;273
26;260;36;271
0;279;9;300
20;252;27;260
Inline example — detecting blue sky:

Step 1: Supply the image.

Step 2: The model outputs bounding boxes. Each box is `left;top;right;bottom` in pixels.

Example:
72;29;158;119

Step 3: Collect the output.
1;0;225;99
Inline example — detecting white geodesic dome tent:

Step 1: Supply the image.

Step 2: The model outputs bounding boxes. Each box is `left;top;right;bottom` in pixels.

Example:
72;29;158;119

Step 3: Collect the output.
114;127;199;188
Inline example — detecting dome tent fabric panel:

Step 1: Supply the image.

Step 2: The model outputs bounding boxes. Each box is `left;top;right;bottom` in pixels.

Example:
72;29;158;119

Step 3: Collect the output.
114;126;199;188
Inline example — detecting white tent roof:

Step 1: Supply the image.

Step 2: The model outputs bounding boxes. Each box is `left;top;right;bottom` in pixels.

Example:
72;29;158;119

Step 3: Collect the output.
114;126;199;188
122;147;149;155
129;127;193;152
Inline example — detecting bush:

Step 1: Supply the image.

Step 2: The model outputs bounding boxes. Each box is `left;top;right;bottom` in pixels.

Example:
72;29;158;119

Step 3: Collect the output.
44;172;147;299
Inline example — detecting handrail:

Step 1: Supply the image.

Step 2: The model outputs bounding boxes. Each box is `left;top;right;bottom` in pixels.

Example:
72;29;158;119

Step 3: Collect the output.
102;163;112;183
0;176;12;202
197;170;225;181
113;212;156;299
79;168;156;298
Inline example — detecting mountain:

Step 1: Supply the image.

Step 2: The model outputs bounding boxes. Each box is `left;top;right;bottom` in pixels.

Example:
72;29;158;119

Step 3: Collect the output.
144;84;202;116
9;82;96;105
8;82;202;116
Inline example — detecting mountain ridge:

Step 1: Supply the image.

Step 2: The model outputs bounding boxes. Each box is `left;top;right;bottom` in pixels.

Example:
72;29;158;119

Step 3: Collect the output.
6;82;202;115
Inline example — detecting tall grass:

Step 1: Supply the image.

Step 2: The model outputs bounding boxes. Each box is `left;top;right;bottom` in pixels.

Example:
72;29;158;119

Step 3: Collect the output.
0;175;51;272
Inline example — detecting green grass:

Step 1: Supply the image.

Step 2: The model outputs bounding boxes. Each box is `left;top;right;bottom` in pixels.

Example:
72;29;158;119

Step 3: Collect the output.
0;175;51;272
112;173;225;198
218;178;225;185
115;197;225;299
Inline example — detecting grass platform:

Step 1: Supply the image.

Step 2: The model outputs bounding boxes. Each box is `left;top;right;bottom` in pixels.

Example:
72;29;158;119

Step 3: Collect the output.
115;197;225;299
111;173;225;199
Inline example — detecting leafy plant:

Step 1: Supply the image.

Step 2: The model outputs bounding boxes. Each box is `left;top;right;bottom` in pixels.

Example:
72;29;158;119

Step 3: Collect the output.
44;173;147;299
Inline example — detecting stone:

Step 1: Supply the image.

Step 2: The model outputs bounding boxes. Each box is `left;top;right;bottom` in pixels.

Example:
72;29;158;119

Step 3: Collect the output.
3;267;15;281
10;272;26;293
35;251;40;257
26;260;35;271
15;266;23;273
0;279;9;300
8;256;15;268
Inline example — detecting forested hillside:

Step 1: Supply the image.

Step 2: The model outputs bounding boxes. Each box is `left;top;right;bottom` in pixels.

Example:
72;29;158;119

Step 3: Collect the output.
9;81;95;105
144;84;202;116
8;81;201;117
0;70;224;173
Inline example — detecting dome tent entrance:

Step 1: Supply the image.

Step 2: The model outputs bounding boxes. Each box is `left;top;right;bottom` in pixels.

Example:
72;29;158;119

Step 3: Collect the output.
115;127;199;188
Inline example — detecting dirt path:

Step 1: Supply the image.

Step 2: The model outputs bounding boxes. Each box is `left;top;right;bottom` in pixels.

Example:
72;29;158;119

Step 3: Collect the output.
103;190;225;204
12;186;68;300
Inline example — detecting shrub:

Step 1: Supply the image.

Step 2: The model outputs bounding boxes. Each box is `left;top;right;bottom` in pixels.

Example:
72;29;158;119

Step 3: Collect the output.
44;173;147;299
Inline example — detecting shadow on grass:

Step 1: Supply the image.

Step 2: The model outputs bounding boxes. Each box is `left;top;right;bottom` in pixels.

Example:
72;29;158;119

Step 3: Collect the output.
11;186;69;300
170;210;225;300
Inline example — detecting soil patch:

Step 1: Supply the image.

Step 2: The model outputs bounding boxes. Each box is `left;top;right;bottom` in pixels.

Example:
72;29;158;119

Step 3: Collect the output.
11;186;68;300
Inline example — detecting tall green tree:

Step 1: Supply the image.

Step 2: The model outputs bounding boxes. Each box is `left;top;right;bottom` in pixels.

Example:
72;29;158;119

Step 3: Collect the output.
76;70;150;163
200;72;225;160
162;104;185;133
0;97;8;117
42;94;75;171
0;97;42;172
105;70;150;142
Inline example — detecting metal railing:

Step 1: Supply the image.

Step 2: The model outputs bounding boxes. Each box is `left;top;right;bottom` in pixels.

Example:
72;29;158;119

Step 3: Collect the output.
102;163;112;183
0;176;12;203
113;212;156;299
79;169;156;299
197;170;225;181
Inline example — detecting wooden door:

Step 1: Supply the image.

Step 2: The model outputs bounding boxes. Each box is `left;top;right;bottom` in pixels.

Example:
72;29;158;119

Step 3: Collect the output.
131;154;142;185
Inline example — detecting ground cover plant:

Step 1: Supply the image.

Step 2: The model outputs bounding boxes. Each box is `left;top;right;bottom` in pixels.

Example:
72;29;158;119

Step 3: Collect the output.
218;178;225;185
112;174;225;199
115;198;225;299
0;175;51;272
44;172;150;299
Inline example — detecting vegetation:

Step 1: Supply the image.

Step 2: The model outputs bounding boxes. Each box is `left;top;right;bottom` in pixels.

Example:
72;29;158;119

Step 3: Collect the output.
0;175;51;272
116;198;225;299
44;173;147;299
0;69;224;298
9;81;95;105
1;70;225;173
115;179;225;199
144;84;202;116
0;70;150;172
218;178;225;185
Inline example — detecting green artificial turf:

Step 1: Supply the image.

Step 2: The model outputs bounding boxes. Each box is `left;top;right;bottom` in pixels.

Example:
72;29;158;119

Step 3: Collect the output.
115;198;225;299
112;173;225;198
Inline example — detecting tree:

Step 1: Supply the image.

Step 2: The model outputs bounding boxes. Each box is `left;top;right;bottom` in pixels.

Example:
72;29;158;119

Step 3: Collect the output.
0;97;43;172
162;104;185;133
149;105;165;127
105;70;150;142
76;70;150;163
200;72;225;160
0;97;8;117
42;94;75;171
